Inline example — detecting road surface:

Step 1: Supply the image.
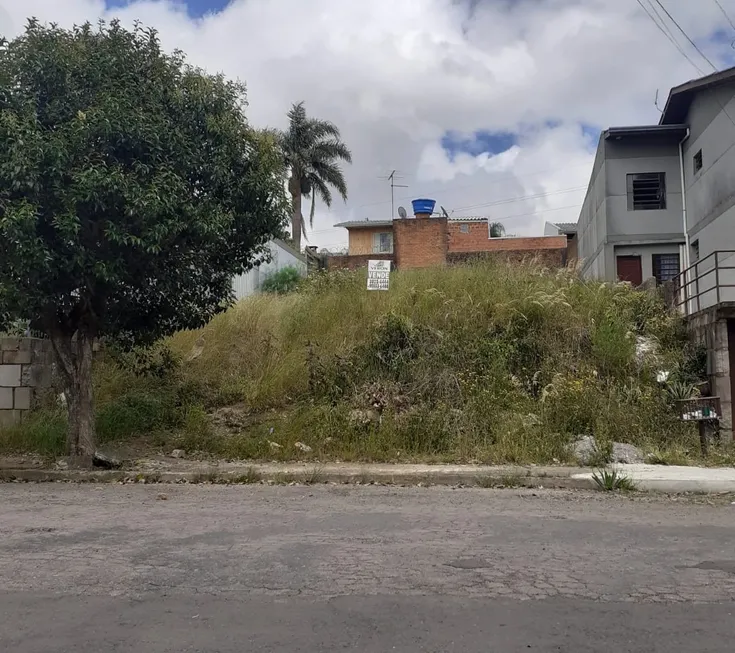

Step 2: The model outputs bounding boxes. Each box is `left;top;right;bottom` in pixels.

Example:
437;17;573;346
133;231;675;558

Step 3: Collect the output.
1;484;734;652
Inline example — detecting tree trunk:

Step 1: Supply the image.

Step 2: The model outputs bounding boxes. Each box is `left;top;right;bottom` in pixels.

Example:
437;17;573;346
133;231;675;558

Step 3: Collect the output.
289;174;303;253
50;327;96;464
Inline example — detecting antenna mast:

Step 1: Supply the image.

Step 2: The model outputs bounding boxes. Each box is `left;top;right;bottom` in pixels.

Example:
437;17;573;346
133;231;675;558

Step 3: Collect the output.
386;170;408;218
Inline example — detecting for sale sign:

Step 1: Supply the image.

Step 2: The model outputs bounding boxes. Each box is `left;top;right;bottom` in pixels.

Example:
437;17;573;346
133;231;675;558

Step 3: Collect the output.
367;260;391;291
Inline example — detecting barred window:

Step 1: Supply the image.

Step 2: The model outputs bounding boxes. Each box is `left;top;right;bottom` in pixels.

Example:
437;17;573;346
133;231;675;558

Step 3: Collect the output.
627;172;666;211
653;253;680;284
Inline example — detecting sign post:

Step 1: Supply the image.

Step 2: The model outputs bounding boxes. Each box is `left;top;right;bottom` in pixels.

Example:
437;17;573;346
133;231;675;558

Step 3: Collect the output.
367;260;391;291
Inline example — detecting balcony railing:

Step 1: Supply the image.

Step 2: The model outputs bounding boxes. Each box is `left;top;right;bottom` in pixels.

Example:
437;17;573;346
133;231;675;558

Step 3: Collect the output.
674;250;735;316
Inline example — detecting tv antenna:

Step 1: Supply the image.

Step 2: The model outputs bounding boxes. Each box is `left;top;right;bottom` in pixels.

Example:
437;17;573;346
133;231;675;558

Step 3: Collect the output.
397;206;408;219
381;170;408;218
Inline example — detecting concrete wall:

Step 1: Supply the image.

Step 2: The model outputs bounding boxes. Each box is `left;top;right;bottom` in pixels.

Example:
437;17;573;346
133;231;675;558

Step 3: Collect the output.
578;137;608;277
579;135;685;281
680;87;735;310
232;240;307;300
347;227;393;255
613;242;683;282
686;310;733;439
604;139;683;241
0;337;54;428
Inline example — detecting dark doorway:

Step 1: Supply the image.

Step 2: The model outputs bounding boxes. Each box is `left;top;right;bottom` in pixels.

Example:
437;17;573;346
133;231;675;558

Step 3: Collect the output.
617;256;643;286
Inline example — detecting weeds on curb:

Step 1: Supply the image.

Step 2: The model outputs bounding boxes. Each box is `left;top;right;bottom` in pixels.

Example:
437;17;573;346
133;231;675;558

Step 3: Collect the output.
475;473;524;488
302;466;325;485
592;468;637;492
272;472;297;485
231;467;262;484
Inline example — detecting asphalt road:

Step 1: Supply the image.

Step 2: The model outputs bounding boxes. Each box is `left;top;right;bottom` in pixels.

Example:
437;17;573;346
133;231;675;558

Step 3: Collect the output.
1;484;734;652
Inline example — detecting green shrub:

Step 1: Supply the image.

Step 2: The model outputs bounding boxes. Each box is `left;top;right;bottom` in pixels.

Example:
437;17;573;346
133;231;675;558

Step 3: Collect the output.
261;266;302;294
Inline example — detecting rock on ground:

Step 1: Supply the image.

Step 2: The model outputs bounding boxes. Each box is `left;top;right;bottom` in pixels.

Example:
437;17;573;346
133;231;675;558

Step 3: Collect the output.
611;442;645;464
571;436;644;465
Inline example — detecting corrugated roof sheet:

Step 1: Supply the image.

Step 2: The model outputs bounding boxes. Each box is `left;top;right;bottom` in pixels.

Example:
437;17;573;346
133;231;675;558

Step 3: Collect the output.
333;220;393;229
335;216;491;228
552;222;578;233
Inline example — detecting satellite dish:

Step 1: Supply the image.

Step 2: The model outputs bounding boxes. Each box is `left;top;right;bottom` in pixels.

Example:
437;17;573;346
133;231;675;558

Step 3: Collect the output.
440;205;449;218
397;206;408;219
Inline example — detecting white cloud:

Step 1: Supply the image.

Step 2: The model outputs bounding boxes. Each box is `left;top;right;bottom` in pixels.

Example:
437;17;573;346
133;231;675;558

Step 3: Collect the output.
1;0;733;248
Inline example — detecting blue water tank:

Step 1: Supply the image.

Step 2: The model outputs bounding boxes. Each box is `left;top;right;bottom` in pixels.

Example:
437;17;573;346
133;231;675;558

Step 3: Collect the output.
411;198;436;215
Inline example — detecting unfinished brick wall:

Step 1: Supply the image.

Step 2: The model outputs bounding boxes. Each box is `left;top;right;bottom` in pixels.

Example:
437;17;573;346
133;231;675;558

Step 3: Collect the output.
448;248;566;268
326;253;393;270
0;337;54;428
393;217;448;269
447;222;492;252
448;231;568;255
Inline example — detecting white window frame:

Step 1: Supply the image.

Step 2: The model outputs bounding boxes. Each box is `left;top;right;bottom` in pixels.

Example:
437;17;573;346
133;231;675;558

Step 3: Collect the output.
372;231;393;254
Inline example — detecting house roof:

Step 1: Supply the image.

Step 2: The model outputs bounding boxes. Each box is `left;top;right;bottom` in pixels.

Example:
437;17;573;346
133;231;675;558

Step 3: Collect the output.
335;216;490;229
551;222;578;234
333;220;393;229
660;65;735;125
603;124;689;140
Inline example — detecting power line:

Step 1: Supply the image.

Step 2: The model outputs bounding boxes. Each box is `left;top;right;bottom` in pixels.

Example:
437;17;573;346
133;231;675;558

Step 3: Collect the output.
308;185;587;235
641;0;735;129
451;203;583;222
450;185;587;213
323;160;593;220
636;0;706;74
650;0;718;71
713;0;735;32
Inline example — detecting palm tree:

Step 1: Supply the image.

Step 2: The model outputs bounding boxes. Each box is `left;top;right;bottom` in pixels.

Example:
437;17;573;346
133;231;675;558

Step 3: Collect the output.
489;221;506;238
281;102;352;251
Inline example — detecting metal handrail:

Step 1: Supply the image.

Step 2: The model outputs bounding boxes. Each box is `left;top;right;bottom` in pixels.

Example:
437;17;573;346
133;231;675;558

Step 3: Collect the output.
674;250;735;314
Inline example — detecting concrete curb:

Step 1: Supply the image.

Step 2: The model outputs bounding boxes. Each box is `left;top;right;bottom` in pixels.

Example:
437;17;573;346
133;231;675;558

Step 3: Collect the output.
2;463;735;493
0;464;596;489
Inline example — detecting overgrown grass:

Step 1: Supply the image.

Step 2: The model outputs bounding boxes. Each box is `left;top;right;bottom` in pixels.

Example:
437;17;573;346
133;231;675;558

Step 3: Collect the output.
0;260;707;464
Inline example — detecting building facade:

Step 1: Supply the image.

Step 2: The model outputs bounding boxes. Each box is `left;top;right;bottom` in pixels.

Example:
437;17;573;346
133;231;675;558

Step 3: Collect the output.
333;211;568;270
577;125;687;287
577;66;735;438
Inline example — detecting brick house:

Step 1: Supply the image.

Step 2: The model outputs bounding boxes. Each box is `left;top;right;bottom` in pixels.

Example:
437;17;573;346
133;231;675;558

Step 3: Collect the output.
331;201;568;270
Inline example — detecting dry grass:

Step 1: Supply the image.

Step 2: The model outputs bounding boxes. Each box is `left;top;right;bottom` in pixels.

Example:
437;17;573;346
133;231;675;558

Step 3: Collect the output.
0;260;708;464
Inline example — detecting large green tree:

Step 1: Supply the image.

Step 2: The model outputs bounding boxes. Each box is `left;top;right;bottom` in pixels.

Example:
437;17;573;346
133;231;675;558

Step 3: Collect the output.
281;102;352;251
0;20;288;461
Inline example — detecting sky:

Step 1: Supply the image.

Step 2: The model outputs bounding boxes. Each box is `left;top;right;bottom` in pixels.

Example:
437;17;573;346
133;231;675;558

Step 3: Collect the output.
1;0;735;251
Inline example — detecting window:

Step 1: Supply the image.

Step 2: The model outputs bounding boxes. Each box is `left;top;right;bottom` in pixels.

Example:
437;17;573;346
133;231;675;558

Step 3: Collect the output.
693;150;703;174
691;240;700;262
372;231;393;254
459;224;469;233
626;172;666;211
652;253;680;284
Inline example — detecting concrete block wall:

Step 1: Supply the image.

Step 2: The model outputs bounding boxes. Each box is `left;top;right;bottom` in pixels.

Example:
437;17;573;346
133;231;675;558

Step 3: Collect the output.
686;309;733;439
0;337;54;428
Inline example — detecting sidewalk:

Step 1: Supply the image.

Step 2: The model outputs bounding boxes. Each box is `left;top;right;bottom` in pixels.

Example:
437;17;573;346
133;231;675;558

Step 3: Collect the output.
2;459;735;493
